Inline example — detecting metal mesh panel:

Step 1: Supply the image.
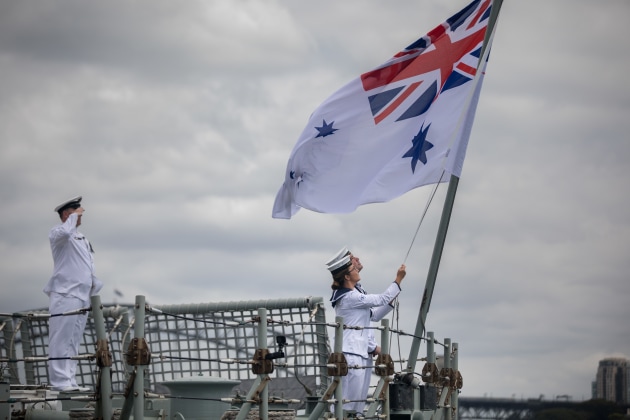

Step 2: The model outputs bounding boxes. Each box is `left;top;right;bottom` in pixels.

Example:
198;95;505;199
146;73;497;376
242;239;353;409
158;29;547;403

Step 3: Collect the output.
2;296;330;402
147;298;330;401
0;315;21;383
2;307;133;391
21;314;49;385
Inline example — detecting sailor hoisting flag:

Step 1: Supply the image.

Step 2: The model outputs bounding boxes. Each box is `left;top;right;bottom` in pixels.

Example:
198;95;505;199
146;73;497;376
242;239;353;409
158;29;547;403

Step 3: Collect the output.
273;0;501;219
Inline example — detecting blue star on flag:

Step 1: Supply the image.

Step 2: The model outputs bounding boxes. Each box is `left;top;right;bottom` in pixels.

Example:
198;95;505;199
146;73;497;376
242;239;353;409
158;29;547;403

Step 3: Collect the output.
315;120;338;138
403;123;434;173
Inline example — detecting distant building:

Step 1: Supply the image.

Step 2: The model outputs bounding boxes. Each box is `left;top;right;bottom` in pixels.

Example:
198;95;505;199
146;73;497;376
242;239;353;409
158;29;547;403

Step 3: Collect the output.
593;358;629;404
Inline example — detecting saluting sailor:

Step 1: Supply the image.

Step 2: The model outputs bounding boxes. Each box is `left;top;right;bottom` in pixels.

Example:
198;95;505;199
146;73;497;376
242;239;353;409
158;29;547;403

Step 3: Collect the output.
43;196;103;391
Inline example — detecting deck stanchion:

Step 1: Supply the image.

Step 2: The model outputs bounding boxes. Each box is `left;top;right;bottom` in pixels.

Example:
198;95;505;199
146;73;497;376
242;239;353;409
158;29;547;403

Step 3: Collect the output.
91;295;113;420
236;307;271;420
452;342;459;420
136;295;147;420
258;307;269;419
440;338;451;410
334;316;344;420
367;318;392;418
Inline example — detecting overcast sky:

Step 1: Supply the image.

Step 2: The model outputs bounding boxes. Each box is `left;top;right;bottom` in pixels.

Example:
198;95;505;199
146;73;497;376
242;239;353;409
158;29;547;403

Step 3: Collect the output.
1;0;628;402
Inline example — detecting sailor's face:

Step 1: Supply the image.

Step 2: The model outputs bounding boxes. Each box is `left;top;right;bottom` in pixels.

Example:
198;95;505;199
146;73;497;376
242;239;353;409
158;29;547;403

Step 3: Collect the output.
350;254;363;272
346;264;361;283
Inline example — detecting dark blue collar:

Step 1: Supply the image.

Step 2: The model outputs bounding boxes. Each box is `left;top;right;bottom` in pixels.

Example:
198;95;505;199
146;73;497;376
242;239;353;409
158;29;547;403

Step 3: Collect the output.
329;284;369;308
330;288;352;308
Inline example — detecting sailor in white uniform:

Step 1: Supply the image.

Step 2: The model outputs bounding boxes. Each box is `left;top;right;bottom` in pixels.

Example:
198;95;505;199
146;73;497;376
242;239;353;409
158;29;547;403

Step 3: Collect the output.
326;247;406;415
43;196;103;391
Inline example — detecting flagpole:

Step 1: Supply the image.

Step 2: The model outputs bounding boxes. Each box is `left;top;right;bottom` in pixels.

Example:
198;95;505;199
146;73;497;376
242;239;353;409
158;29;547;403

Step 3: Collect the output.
405;174;459;373
478;0;503;68
405;0;504;373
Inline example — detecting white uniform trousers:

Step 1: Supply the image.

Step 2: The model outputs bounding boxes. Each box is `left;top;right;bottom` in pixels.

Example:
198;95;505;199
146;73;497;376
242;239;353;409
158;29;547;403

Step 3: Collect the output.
338;353;373;414
47;293;89;389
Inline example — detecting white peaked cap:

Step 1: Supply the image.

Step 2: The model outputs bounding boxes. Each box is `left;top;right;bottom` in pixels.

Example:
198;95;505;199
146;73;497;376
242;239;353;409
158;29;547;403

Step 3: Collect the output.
54;196;82;213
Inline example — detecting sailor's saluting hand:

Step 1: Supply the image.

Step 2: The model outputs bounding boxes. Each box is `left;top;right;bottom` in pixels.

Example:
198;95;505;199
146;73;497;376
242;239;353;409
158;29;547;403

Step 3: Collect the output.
395;264;406;285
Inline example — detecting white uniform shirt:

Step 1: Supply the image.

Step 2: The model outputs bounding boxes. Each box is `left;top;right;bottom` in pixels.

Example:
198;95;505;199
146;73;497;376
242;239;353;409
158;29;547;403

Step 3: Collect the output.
356;283;393;353
331;282;400;358
43;213;103;301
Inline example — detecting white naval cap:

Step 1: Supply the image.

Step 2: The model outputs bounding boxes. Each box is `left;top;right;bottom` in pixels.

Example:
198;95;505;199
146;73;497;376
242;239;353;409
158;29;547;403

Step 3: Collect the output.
54;196;82;213
327;254;353;275
324;246;350;268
